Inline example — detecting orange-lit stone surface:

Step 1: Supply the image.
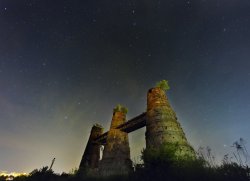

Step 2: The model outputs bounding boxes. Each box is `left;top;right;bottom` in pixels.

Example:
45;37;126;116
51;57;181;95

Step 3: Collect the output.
146;87;195;158
99;110;132;176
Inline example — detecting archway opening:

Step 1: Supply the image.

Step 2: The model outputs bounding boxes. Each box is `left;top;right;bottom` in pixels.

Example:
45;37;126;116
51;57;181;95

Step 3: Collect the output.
128;127;146;169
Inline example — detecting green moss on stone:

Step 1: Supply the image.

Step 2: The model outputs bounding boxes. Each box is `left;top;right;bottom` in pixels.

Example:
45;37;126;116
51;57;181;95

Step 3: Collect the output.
142;142;195;168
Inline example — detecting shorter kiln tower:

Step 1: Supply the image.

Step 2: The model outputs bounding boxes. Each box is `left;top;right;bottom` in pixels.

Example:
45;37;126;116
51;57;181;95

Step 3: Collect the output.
79;124;103;174
99;105;132;176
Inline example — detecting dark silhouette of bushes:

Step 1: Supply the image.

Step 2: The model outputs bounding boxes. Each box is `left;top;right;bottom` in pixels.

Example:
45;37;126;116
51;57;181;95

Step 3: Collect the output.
12;143;250;181
13;166;61;181
12;162;250;181
0;175;7;181
216;163;250;181
12;161;250;181
135;143;250;181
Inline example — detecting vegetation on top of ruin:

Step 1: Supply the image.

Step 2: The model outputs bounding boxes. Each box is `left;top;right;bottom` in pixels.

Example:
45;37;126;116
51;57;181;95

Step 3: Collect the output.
155;80;170;91
113;104;128;114
94;124;103;129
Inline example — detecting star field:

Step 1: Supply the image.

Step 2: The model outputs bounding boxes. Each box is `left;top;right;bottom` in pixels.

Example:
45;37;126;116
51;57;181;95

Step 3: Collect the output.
0;0;250;173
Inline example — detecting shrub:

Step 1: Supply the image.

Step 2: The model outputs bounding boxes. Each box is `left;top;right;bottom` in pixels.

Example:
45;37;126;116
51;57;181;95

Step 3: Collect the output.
113;104;128;114
155;80;170;91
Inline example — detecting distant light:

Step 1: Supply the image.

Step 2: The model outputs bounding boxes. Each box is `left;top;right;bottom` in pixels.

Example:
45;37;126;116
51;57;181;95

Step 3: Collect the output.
0;172;28;179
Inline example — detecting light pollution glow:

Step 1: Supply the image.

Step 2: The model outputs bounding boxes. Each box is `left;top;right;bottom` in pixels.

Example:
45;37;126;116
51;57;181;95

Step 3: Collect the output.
0;171;28;178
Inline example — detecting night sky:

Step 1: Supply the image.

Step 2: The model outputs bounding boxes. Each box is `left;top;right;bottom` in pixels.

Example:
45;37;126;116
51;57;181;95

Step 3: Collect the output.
1;0;250;173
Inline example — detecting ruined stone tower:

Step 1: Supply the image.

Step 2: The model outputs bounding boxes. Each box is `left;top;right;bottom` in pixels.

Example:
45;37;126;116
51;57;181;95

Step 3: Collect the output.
79;124;103;174
79;81;196;176
146;87;195;158
99;105;132;176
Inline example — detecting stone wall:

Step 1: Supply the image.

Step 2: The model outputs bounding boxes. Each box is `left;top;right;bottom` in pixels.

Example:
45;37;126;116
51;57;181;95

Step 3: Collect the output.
99;110;132;176
79;124;103;174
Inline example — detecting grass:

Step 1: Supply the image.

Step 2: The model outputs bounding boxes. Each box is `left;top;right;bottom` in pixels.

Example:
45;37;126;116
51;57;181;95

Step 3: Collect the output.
11;145;250;181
